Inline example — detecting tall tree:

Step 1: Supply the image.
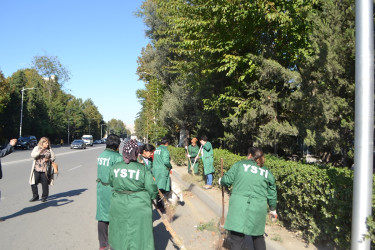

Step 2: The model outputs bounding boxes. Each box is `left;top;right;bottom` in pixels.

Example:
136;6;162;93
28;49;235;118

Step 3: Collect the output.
107;119;129;136
83;99;103;139
31;55;71;120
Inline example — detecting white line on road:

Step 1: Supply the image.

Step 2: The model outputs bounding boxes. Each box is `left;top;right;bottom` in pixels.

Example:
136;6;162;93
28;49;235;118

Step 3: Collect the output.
68;165;83;171
2;146;104;166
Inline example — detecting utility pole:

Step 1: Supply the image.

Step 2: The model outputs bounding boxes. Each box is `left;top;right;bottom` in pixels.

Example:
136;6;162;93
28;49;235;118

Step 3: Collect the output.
351;0;374;249
19;87;38;138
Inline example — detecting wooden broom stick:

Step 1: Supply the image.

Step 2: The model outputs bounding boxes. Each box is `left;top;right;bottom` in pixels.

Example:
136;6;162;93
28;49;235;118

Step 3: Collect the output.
152;200;186;249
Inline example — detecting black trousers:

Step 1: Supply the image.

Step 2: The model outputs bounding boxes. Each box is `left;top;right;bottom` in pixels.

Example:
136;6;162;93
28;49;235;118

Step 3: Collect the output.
98;221;109;248
31;171;49;199
230;231;266;250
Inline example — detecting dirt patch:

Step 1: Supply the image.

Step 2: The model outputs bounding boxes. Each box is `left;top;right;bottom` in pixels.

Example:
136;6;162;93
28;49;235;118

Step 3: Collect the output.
265;222;334;250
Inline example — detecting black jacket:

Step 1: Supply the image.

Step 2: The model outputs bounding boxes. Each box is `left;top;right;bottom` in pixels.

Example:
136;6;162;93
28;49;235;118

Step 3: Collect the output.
0;144;14;179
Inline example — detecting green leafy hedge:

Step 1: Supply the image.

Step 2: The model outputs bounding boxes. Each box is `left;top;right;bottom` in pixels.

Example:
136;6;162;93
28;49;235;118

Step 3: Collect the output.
168;146;375;248
168;146;187;166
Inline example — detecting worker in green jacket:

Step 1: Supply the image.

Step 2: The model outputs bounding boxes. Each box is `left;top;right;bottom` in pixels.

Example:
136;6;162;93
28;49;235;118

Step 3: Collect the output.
96;134;123;250
152;137;172;209
108;139;158;250
186;137;200;174
137;143;155;172
220;147;277;250
196;135;214;189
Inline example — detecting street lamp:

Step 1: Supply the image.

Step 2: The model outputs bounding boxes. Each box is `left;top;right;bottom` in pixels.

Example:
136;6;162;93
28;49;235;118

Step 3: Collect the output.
19;87;38;138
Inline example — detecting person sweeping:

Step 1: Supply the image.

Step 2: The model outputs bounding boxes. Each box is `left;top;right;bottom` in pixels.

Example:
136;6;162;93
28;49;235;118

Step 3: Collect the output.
186;137;200;174
219;147;277;250
152;137;172;210
196;135;214;189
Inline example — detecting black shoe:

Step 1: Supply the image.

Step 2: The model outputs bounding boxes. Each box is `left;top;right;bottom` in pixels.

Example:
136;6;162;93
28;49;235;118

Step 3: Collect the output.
41;198;47;202
29;196;39;202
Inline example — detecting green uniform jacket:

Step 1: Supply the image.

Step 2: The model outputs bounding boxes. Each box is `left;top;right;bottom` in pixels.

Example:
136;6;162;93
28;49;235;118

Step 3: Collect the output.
152;145;172;191
221;160;277;236
96;149;123;222
201;142;214;175
138;155;153;172
188;145;200;173
108;161;158;250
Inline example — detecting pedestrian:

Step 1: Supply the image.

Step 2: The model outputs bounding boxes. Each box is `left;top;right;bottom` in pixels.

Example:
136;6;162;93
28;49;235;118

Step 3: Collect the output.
153;137;172;208
219;147;277;250
108;139;158;250
96;134;123;250
0;138;17;180
186;137;200;174
29;137;56;202
138;143;155;172
196;135;214;189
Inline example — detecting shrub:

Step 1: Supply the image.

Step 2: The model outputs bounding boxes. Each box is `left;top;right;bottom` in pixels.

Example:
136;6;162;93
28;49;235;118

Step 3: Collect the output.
168;146;186;166
168;146;375;248
213;148;245;181
266;156;375;248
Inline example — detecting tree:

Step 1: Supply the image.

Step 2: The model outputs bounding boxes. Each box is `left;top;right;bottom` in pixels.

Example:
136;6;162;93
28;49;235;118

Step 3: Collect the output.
293;0;356;165
136;0;357;165
83;99;103;139
107;119;129;136
31;55;71;120
0;70;10;114
0;70;10;142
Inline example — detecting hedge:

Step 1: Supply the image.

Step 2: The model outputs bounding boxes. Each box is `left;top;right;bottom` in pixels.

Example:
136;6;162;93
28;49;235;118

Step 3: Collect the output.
168;146;375;248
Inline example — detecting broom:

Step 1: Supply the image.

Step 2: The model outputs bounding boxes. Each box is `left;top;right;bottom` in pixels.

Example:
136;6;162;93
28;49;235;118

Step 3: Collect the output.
152;200;186;249
153;175;176;222
216;158;228;249
157;189;176;222
190;145;203;176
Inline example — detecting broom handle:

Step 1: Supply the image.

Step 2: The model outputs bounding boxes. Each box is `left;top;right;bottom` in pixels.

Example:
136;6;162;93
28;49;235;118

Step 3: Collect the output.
191;145;203;170
220;158;225;226
185;146;195;176
152;200;186;249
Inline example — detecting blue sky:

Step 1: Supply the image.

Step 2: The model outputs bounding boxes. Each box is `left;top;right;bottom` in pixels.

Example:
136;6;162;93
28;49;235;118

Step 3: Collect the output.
0;0;148;128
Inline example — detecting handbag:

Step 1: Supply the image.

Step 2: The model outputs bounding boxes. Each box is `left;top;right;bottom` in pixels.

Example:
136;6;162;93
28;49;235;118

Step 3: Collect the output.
46;161;54;182
52;162;58;174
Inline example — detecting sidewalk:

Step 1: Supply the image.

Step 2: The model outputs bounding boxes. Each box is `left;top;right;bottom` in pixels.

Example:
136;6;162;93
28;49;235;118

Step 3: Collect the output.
171;164;286;250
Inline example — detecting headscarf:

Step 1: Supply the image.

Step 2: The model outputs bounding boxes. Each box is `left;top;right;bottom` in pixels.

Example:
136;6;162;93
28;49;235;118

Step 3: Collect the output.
122;139;139;164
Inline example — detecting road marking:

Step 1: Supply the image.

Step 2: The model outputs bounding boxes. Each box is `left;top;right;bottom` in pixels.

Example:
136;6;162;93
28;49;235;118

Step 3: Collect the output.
69;165;82;171
2;146;104;166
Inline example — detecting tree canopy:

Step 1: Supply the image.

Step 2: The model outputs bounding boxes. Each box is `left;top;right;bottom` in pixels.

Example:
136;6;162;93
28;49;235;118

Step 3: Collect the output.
0;56;128;144
135;0;358;166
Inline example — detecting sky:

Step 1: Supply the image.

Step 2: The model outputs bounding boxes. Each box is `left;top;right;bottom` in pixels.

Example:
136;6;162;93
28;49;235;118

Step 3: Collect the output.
0;0;149;130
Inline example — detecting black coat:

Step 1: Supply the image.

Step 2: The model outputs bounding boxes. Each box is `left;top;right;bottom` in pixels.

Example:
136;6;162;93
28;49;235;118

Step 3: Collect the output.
0;144;14;179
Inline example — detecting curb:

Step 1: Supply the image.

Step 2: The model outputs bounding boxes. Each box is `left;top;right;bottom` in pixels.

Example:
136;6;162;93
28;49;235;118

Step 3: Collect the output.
171;169;223;216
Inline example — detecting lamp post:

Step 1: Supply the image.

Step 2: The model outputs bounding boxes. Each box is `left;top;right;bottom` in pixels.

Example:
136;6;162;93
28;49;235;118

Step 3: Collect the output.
19;87;38;138
67;109;71;145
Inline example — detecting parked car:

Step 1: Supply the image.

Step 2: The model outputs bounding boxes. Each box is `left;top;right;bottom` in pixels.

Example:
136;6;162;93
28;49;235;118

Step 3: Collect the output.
94;140;102;144
15;135;37;150
70;139;86;149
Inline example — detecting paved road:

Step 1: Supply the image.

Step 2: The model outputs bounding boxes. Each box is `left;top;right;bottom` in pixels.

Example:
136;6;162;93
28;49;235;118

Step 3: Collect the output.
0;145;221;250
